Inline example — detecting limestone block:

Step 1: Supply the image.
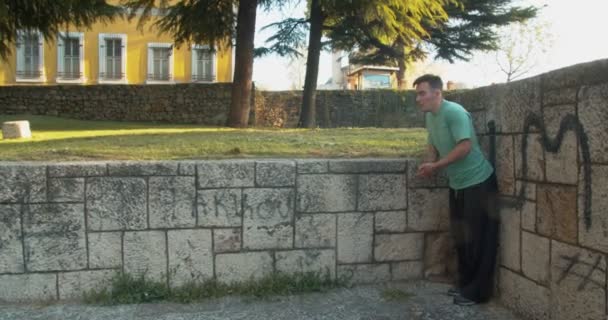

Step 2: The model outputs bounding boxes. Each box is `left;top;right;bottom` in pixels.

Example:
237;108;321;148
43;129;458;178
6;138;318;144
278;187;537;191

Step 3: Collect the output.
86;177;147;231
48;163;107;177
543;87;577;106
424;232;456;280
108;161;178;176
197;189;242;227
542;59;608;91
149;176;196;228
537;184;577;244
124;231;167;282
515;180;536;201
49;178;84;202
216;252;273;284
521;231;550;284
337;264;390;284
296;160;328;174
499;206;521;271
178;161;196;176
337;213;373;263
197;160;255;188
0;165;46;203
495;135;516;195
499;77;542;134
213;228;241;253
374;233;423;262
578;165;608;253
392;261;423;281
58;270;114;299
255;160;296;187
578;83;608;163
499;268;550;320
328;159;406;173
88;232;121;269
168;229;213;287
521;201;536;232
374;211;406;233
407;188;449;231
243;188;294;249
275;249;335;279
2;120;31;139
515;133;545;182
358;174;407;211
550;240;606;320
23;204;86;271
295;214;336;248
0;274;56;302
0;204;24;273
543;104;578;184
297;174;356;213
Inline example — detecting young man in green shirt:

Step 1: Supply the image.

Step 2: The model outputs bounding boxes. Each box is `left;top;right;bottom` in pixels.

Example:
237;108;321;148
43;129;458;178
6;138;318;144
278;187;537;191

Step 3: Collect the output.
414;74;498;306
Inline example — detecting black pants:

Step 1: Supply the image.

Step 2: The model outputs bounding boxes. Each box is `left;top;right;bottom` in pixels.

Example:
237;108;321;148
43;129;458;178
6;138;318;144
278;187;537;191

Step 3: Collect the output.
449;173;499;303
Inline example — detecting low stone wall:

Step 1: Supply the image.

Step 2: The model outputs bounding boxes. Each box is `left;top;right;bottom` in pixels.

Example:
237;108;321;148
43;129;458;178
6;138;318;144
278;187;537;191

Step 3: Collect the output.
0;84;234;125
0;159;450;302
449;59;608;320
255;90;423;128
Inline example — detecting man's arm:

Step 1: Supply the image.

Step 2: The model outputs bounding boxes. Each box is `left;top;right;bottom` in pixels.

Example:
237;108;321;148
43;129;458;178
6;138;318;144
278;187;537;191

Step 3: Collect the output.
425;144;439;163
417;139;471;178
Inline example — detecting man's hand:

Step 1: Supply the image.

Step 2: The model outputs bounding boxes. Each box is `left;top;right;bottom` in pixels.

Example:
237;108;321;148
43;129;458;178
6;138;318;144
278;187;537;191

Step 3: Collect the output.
416;162;438;178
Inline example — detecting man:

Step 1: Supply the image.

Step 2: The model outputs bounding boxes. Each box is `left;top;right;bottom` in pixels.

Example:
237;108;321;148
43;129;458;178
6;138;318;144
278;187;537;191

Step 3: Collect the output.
414;74;498;306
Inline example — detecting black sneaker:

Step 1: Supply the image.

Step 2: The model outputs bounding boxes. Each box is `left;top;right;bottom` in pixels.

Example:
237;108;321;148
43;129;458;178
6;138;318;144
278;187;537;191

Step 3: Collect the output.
453;295;476;306
447;287;460;297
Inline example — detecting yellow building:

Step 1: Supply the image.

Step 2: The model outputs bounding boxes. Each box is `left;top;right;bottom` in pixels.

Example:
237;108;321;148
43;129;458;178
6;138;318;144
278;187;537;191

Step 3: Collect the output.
0;7;233;85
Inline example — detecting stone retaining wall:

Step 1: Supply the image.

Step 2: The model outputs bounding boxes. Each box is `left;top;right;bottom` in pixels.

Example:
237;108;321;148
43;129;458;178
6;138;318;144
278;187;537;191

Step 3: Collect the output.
449;59;608;320
0;159;450;302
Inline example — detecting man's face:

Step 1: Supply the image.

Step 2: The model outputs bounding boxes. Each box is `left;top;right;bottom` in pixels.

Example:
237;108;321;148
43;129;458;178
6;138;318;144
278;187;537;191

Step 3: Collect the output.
415;82;439;112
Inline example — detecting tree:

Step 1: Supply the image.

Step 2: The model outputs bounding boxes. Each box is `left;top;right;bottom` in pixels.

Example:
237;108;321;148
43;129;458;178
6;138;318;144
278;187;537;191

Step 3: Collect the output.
344;0;538;88
125;0;287;128
259;0;452;127
0;0;121;60
495;20;553;82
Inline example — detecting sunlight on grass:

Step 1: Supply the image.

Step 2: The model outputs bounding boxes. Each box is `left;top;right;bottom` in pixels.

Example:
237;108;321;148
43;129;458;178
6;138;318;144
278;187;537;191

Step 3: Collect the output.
0;115;427;161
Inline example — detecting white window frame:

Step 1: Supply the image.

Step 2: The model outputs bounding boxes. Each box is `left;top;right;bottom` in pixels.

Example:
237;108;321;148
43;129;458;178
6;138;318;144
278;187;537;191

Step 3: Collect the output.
98;33;128;84
191;44;216;83
15;30;45;83
56;32;85;84
146;42;174;84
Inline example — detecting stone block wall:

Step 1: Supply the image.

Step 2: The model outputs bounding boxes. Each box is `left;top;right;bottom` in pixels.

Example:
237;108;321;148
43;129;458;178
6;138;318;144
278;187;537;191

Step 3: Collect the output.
255;90;423;128
0;159;450;302
448;59;608;320
0;84;234;125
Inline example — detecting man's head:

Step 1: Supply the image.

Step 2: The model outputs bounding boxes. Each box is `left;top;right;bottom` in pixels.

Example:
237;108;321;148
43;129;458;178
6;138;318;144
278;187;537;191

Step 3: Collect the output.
413;74;443;113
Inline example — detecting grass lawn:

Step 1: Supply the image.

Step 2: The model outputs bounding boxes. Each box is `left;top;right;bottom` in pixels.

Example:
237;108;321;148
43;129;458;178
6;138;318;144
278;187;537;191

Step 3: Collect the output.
0;115;427;161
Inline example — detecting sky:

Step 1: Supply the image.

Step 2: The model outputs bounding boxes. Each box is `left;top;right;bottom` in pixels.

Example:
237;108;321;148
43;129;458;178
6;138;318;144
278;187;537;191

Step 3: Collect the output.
251;0;608;90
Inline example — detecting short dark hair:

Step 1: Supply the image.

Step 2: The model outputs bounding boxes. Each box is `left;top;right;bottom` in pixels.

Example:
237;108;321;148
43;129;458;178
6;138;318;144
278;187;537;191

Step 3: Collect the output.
413;74;443;90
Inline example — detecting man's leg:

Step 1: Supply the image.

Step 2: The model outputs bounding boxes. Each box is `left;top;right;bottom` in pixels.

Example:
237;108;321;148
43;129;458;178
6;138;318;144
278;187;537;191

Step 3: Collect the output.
449;188;475;289
459;174;499;303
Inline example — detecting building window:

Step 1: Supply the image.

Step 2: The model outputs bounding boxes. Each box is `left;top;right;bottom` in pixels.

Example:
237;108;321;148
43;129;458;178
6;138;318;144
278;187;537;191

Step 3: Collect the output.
57;32;84;83
147;43;173;83
191;45;215;82
16;30;45;82
98;33;127;84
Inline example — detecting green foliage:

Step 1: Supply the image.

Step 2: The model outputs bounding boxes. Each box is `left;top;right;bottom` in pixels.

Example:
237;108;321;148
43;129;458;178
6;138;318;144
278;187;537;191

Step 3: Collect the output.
84;271;347;305
0;0;122;60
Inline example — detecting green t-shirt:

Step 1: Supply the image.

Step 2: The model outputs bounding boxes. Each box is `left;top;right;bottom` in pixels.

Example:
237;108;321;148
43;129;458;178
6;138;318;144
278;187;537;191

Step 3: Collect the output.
426;99;493;190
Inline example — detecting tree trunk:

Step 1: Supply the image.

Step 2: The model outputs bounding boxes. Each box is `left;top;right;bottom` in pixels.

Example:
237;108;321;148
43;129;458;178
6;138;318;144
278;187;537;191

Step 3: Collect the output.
397;58;407;90
226;0;258;128
298;0;324;128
